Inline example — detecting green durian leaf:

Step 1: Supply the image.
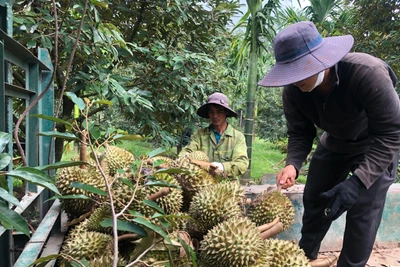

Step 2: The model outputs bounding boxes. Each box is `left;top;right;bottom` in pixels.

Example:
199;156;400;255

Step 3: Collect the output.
0;131;11;154
28;254;59;267
35;161;88;171
44;194;92;203
142;199;165;215
30;114;73;127
0;188;21;207
70;182;107;196
113;134;143;141
132;216;171;243
0;153;11;170
148;147;167;158
7;167;60;195
100;218;147;237
38;131;80;141
0;202;30;236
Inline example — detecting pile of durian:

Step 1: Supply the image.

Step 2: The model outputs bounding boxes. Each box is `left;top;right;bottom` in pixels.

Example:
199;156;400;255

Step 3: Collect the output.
55;146;311;267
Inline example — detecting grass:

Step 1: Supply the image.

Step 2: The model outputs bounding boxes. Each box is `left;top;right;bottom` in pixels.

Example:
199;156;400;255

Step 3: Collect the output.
249;138;286;180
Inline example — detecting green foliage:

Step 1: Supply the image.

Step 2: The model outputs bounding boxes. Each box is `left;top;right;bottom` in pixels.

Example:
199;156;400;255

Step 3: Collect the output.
255;87;287;142
12;0;243;155
343;0;400;85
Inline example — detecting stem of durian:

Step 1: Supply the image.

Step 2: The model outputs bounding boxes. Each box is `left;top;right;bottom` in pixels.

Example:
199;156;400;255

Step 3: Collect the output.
257;217;280;232
118;233;140;243
79;130;87;169
147;188;171;201
259;222;284;239
309;256;338;267
146;158;169;169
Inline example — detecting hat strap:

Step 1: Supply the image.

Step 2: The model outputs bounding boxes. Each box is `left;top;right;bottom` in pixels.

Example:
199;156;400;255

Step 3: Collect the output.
276;35;323;63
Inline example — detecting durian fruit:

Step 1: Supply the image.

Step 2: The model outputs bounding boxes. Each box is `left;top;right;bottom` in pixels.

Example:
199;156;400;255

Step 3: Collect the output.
87;255;126;267
180;150;210;162
56;166;106;219
264;239;311;267
188;181;245;233
172;151;220;211
111;181;147;217
247;190;295;231
86;204;113;234
145;172;183;214
104;145;135;176
199;217;265;267
60;222;114;265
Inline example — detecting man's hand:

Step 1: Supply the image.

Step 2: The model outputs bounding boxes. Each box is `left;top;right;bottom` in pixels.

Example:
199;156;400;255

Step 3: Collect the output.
276;165;297;189
320;175;364;221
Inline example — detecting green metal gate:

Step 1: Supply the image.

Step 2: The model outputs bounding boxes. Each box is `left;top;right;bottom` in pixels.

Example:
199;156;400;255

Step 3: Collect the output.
0;1;62;266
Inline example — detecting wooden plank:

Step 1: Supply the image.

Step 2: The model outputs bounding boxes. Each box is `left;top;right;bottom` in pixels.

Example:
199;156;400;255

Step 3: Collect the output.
13;200;61;267
41;212;68;267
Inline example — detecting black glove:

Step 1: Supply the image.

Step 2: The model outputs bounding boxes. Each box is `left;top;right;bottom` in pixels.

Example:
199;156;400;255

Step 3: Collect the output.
320;175;364;221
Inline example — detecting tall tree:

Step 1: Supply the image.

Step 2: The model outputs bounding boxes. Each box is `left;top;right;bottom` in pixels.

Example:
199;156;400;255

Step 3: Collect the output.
233;0;280;178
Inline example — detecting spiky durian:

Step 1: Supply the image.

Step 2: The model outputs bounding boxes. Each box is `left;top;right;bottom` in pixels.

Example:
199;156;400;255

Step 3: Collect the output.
56;166;106;219
145;172;183;214
188;181;245;233
104;145;135;176
172;152;220;211
60;229;113;264
88;255;126;267
111;181;147;217
264;239;311;267
86;205;113;234
180;150;210;162
199;217;264;267
247;190;295;231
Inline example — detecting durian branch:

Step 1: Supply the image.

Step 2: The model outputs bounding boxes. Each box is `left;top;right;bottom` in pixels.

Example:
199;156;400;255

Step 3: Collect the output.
258;217;284;239
82;99;121;267
147;188;170;201
118;233;140;243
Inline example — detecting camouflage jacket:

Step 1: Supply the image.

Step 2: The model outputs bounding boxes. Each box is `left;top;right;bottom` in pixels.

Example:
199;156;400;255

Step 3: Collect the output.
179;124;249;178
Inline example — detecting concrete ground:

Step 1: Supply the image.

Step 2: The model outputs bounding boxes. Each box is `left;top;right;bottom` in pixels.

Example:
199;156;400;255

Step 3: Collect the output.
319;243;400;267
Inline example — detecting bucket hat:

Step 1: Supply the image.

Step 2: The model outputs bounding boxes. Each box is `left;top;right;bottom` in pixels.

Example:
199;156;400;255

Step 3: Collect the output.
197;92;238;118
258;21;354;87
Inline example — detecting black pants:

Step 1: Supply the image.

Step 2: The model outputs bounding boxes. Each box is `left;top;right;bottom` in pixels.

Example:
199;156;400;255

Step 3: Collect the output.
299;144;397;267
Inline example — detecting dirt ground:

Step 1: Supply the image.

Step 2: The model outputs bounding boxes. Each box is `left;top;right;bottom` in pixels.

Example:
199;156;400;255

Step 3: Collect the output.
319;243;400;267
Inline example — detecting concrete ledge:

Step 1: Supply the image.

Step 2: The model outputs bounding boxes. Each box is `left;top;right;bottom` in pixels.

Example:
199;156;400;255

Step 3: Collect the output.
243;183;400;252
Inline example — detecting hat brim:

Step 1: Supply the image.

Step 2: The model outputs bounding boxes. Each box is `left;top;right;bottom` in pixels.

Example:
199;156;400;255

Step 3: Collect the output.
258;35;354;87
197;103;238;119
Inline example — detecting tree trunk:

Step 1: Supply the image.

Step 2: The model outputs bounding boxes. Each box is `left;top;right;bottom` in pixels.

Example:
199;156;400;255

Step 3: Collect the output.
243;4;259;179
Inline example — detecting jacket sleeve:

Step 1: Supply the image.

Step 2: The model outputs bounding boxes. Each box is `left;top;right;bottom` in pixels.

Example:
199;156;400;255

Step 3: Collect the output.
222;131;249;178
353;62;400;188
283;87;317;174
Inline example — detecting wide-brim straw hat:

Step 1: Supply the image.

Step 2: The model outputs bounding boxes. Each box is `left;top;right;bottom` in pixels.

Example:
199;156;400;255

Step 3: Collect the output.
258;21;354;87
197;92;238;118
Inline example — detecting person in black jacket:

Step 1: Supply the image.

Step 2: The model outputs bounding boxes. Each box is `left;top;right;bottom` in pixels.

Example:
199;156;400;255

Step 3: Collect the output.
258;21;400;267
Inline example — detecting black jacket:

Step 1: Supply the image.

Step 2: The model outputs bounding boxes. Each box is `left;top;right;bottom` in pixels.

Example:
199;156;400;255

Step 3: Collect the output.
283;52;400;188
